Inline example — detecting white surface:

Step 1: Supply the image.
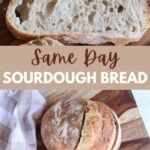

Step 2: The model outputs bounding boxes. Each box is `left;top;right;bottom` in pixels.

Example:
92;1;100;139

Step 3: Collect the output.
132;90;150;137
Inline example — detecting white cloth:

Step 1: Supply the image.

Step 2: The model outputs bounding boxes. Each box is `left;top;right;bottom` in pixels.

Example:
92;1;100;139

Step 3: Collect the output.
0;90;46;150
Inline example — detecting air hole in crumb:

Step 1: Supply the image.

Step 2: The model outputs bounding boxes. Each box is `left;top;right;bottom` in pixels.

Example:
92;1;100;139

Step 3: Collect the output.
110;8;114;12
132;26;136;32
79;5;83;9
52;23;55;26
73;15;79;23
88;11;96;24
59;19;63;23
118;5;124;13
84;1;89;5
15;7;23;24
38;12;45;20
93;4;97;10
15;0;34;24
67;24;72;30
106;27;111;31
80;13;84;17
102;0;107;6
84;0;92;6
139;21;142;27
46;0;57;17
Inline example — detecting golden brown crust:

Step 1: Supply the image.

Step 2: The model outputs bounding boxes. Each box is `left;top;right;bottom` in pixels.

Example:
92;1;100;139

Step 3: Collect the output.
41;99;121;150
24;37;64;46
110;109;121;150
76;101;120;150
41;99;85;150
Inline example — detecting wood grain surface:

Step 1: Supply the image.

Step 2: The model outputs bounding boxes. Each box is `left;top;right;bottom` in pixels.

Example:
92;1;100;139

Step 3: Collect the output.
36;90;150;150
121;117;148;143
93;90;150;149
91;90;136;116
1;1;150;45
120;138;150;150
40;89;101;110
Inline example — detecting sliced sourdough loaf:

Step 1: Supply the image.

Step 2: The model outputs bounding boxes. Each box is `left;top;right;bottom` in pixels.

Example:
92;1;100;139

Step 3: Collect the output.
6;0;150;45
24;37;63;46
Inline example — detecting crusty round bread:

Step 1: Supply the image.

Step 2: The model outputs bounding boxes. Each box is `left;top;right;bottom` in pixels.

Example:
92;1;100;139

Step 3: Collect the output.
41;99;121;150
24;37;64;46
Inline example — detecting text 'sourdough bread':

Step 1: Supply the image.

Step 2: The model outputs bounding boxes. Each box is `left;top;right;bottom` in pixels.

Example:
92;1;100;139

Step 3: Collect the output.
41;99;121;150
6;0;150;45
24;37;63;46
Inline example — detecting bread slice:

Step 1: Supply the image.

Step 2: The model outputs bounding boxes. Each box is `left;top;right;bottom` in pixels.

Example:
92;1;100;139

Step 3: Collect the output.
6;0;150;45
24;37;64;46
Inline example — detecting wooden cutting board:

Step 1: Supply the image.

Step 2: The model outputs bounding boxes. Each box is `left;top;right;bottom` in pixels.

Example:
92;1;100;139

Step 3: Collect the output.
92;90;150;149
1;1;150;149
36;90;150;150
0;1;150;45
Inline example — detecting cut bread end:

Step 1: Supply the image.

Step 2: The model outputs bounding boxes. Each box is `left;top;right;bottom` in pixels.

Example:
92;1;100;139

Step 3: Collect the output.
6;0;150;45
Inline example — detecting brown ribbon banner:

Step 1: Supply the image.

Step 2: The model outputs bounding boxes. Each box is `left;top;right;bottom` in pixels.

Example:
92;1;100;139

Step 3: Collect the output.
0;46;149;89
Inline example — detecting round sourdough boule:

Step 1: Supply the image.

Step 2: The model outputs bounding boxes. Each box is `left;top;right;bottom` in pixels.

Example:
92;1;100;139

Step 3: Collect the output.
41;99;121;150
